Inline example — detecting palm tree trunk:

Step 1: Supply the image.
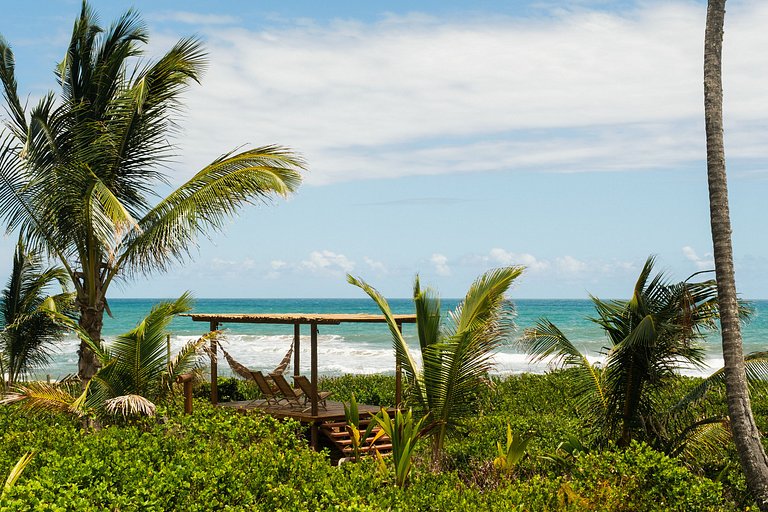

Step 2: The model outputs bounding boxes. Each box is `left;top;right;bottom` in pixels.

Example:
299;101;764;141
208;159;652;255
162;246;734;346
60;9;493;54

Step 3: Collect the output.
77;299;104;382
704;1;768;508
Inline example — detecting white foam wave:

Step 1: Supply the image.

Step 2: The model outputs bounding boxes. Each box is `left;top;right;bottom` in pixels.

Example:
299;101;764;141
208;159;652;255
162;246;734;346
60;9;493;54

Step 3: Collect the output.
37;333;728;379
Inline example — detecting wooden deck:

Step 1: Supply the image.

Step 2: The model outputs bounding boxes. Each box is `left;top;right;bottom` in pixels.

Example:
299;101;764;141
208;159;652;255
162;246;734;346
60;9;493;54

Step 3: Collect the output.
219;399;383;422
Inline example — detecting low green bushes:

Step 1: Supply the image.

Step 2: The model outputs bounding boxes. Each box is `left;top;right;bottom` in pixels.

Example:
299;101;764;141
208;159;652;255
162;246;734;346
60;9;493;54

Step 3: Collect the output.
0;371;756;510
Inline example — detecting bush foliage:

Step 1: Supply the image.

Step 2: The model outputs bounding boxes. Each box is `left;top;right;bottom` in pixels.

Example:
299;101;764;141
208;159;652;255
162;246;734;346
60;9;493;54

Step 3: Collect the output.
0;371;756;510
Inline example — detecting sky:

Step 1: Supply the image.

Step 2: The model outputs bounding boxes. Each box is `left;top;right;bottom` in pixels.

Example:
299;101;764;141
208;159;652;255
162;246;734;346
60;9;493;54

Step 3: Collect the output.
1;0;768;299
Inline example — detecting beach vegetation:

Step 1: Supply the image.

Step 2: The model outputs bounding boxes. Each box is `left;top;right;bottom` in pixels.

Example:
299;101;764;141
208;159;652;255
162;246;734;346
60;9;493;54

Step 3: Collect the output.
370;407;430;488
0;371;747;510
343;393;377;463
348;266;522;466
3;294;209;421
492;424;532;475
0;2;304;383
521;256;728;456
0;236;73;387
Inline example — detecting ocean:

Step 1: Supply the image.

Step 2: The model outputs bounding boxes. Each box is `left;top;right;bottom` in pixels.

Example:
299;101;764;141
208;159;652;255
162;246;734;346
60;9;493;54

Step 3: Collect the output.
34;298;768;381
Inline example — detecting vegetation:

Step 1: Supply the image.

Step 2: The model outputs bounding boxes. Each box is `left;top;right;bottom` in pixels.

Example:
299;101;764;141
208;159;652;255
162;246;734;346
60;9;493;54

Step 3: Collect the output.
3;295;208;420
370;407;430;488
0;3;304;381
1;236;72;387
0;371;754;510
521;256;729;457
348;267;522;465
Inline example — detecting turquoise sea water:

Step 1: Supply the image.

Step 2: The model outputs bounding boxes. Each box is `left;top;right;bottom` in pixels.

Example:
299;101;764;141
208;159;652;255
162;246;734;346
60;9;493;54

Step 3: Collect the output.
37;298;768;380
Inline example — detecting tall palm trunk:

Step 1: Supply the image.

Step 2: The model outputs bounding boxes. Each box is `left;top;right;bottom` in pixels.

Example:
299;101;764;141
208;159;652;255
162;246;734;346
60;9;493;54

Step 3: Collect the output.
704;1;768;508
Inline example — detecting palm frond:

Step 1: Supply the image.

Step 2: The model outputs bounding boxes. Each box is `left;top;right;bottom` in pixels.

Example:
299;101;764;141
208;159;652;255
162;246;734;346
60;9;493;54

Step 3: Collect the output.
3;451;35;493
114;147;304;281
669;417;731;461
348;273;426;407
104;394;156;417
675;351;768;410
1;381;88;417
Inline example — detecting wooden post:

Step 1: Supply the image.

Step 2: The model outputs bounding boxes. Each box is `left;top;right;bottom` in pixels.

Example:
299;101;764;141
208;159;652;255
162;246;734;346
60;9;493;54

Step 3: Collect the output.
310;322;319;450
177;374;194;414
209;321;219;405
396;322;403;408
293;323;301;378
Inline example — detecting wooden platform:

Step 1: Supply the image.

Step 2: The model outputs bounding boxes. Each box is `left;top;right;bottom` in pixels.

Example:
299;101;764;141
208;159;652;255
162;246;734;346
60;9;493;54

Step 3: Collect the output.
219;399;383;422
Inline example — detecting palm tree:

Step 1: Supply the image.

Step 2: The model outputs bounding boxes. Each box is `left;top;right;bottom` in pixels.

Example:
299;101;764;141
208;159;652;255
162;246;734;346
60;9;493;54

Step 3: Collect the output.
1;236;72;386
348;267;522;465
0;3;304;382
522;257;726;454
2;293;210;419
704;1;768;506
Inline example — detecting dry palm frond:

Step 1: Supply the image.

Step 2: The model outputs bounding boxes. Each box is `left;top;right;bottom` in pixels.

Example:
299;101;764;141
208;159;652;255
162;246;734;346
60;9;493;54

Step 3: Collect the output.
1;381;86;416
104;394;156;417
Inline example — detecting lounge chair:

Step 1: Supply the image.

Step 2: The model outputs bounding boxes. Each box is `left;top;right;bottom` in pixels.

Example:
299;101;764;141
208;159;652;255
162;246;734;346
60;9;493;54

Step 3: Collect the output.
269;373;305;409
251;370;286;407
294;375;333;410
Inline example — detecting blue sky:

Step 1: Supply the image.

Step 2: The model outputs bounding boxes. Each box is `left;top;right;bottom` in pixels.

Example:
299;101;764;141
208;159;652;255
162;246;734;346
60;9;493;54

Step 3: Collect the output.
1;0;768;299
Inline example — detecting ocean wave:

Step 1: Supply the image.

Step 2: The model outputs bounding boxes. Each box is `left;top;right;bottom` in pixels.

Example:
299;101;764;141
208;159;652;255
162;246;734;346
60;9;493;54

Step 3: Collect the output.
36;333;726;380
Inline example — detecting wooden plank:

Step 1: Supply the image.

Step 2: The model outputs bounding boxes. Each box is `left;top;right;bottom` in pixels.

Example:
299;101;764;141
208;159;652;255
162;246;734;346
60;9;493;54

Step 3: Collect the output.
182;313;417;325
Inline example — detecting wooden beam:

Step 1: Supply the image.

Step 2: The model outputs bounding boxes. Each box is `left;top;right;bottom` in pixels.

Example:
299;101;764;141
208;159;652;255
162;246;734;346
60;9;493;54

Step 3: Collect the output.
293;323;301;378
209;321;219;405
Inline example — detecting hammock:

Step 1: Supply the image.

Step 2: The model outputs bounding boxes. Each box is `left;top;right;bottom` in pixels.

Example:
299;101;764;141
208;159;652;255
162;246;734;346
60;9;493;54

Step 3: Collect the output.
216;338;294;380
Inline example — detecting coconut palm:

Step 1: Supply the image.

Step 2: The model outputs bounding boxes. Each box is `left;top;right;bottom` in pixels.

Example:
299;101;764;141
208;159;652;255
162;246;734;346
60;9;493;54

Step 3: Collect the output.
522;256;725;453
2;293;210;419
1;236;72;386
704;0;768;506
0;3;304;382
348;267;522;465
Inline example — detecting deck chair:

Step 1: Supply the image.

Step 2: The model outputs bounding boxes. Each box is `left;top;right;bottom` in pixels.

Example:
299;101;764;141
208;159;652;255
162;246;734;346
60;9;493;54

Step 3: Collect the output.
251;371;286;407
269;373;304;409
294;375;333;410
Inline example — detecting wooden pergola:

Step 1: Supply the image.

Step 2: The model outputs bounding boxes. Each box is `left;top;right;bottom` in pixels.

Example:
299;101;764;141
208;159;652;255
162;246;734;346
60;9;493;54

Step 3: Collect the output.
183;312;417;449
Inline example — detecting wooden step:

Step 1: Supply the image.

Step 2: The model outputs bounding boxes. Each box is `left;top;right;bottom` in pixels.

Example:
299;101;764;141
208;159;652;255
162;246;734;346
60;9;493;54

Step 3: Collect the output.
321;420;374;430
334;436;389;447
325;427;382;439
342;443;393;454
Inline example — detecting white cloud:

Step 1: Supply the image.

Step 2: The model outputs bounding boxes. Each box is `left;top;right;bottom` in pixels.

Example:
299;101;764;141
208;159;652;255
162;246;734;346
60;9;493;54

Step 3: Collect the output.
555;255;588;275
300;250;355;275
488;248;550;272
364;257;388;274
430;253;451;276
270;260;288;270
161;1;768;185
154;11;238;25
682;246;714;270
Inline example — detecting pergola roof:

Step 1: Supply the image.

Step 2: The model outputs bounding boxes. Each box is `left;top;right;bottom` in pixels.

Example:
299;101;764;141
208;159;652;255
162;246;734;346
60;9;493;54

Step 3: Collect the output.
182;313;417;325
